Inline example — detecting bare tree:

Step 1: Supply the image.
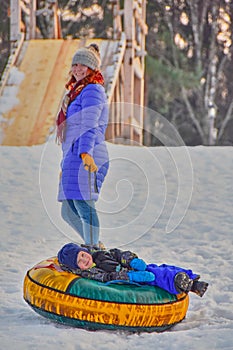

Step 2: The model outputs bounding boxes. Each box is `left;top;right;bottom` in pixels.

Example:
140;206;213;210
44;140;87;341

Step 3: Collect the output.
146;0;233;145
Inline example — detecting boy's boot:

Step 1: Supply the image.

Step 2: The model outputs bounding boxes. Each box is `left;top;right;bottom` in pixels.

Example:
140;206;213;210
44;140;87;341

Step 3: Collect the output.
191;280;208;297
175;272;209;297
174;272;193;293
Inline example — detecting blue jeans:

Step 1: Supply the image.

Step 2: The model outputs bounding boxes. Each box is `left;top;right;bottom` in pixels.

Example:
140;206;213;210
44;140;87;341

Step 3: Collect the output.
61;199;99;245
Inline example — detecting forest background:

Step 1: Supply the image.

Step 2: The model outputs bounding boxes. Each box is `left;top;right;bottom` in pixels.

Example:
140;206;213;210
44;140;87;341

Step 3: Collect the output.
0;0;233;146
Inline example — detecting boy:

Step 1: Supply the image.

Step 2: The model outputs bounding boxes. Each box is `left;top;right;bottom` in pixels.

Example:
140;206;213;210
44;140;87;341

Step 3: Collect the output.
58;243;208;297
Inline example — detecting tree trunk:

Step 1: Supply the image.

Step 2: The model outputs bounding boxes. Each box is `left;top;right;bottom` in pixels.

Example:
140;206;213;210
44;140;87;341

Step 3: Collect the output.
181;87;205;143
217;99;233;142
204;4;219;144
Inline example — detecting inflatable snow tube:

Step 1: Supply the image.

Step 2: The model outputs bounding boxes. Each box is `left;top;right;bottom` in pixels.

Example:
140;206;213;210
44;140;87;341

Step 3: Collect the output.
23;257;189;333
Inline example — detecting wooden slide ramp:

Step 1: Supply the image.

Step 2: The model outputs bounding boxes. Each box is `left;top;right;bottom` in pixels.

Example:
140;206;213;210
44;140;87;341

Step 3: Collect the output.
1;38;120;146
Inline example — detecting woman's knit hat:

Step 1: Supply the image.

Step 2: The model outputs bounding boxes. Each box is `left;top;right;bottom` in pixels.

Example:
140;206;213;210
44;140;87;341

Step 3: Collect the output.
71;43;101;70
57;243;88;269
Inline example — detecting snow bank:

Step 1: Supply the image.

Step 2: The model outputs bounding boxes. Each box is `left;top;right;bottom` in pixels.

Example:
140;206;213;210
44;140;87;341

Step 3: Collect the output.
0;138;233;349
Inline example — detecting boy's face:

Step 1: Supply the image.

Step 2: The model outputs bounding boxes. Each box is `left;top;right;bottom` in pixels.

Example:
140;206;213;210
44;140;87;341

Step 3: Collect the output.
77;251;93;270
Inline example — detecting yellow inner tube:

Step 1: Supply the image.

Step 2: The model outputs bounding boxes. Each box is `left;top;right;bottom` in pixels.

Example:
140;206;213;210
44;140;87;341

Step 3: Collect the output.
23;257;189;332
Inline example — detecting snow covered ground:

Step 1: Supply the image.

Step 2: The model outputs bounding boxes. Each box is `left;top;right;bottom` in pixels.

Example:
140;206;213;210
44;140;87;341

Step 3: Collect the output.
0;136;233;350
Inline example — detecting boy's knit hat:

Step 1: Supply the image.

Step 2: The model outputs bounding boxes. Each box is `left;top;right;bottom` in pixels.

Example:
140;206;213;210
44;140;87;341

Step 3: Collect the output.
71;43;101;70
57;243;88;269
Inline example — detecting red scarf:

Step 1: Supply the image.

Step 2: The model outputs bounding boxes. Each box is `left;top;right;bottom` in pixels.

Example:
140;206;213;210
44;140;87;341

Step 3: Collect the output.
56;71;104;144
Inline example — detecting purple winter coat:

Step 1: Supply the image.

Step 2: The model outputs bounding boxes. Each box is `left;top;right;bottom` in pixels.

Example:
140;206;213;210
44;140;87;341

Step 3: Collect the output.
58;83;109;201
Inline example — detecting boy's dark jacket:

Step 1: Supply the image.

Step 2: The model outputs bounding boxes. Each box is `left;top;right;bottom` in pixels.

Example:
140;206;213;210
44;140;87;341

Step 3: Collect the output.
60;248;137;283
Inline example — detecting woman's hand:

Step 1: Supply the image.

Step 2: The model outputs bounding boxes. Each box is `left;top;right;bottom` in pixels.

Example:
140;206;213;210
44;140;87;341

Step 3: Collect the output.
81;153;98;172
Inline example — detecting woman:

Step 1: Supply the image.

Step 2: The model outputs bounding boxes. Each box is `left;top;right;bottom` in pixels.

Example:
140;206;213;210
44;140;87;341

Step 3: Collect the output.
56;43;109;248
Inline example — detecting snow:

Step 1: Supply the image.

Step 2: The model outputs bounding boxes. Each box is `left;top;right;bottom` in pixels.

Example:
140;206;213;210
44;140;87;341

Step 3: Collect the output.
0;67;25;143
1;39;232;350
1;133;233;349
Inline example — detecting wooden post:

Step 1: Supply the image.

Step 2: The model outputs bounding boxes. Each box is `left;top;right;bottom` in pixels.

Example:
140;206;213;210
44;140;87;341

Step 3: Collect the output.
133;0;147;144
53;1;62;39
106;0;147;144
29;0;36;39
123;0;135;143
112;0;122;40
10;0;20;42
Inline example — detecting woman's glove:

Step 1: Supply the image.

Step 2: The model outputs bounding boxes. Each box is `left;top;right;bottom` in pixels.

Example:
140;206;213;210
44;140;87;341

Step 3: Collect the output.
81;153;98;172
130;258;147;271
127;271;155;283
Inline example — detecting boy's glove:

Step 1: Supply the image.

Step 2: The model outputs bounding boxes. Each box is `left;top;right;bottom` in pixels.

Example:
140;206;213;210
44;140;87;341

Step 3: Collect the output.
81;153;98;172
127;271;155;283
130;258;147;271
